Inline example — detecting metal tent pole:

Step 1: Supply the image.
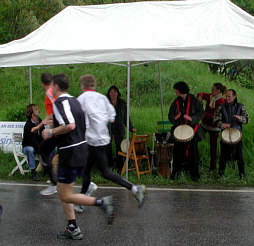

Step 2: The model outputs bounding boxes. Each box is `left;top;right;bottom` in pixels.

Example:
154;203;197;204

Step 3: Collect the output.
125;61;131;180
158;62;164;121
29;67;33;103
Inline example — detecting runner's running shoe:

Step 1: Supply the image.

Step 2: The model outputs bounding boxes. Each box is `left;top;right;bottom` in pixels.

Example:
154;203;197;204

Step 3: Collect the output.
133;185;146;208
40;185;57;196
101;196;114;225
57;226;83;240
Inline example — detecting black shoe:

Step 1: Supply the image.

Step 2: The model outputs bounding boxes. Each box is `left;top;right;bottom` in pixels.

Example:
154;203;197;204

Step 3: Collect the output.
239;173;245;180
101;196;114;225
57;226;83;240
191;176;200;182
32;172;40;181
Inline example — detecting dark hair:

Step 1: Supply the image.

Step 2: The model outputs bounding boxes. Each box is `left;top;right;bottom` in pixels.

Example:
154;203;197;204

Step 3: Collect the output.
53;73;69;91
227;88;237;96
41;72;52;85
25;104;37;119
213;83;227;94
106;85;121;101
173;81;189;94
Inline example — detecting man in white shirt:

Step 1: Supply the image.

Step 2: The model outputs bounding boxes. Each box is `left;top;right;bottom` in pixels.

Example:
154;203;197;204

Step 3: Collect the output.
78;74;145;208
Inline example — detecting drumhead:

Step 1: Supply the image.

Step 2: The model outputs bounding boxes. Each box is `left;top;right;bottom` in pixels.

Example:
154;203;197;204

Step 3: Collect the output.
222;128;241;144
174;124;194;142
120;139;127;153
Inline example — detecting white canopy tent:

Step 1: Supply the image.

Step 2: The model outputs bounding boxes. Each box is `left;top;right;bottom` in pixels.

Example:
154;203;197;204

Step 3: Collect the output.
1;0;254;178
1;0;254;66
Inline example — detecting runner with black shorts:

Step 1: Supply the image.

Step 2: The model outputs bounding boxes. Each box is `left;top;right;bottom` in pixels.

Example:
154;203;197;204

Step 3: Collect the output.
42;73;113;240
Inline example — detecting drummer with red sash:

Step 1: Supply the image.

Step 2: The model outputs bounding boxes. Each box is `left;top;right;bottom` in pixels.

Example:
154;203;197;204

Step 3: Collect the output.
168;81;204;181
213;89;249;179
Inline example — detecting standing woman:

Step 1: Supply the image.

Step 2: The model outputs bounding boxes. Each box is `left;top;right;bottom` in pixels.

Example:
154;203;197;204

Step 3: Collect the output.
197;83;226;174
106;86;136;173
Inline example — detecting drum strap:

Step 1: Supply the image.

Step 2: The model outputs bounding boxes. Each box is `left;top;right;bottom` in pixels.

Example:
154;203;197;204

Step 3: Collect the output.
176;96;191;124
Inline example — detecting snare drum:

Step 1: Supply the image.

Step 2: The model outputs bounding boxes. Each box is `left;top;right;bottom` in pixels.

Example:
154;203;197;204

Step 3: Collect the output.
173;124;194;142
221;128;242;144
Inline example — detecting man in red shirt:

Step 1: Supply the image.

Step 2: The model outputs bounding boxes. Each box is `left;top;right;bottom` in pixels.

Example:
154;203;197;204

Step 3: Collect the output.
37;72;58;195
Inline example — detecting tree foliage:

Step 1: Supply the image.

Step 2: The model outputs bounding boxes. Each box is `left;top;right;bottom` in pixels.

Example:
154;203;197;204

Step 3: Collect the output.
0;0;64;44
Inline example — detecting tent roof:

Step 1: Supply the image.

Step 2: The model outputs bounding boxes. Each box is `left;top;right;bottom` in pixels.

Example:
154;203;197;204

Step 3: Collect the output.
0;0;254;67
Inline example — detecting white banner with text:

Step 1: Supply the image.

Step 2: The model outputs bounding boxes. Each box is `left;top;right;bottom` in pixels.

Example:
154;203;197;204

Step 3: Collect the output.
0;121;25;153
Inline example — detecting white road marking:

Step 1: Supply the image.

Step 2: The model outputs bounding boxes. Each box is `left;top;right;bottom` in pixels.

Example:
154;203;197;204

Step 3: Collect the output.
0;182;254;193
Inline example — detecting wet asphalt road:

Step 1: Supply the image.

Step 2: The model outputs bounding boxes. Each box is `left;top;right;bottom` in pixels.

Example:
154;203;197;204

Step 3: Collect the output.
0;182;254;246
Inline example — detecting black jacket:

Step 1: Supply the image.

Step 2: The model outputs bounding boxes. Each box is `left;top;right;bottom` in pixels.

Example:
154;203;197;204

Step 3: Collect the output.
22;118;43;153
109;98;134;137
168;94;205;140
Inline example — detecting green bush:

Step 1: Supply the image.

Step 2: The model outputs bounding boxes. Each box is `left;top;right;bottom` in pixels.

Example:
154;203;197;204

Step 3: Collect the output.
5;106;26;122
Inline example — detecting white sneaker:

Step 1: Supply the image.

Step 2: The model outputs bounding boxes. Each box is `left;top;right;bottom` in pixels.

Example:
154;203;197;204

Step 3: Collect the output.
40;185;57;196
86;182;98;196
74;205;85;213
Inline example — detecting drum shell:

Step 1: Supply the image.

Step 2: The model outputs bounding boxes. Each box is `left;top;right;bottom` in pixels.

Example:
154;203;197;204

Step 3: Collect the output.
155;143;173;178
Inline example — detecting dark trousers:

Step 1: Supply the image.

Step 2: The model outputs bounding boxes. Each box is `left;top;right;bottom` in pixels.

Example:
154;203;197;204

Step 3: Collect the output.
208;130;219;171
39;137;57;185
171;136;200;180
218;141;245;176
81;145;133;194
107;134;124;172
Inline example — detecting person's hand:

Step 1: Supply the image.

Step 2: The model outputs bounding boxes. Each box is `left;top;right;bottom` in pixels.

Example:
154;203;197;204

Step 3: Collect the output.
222;123;231;129
42;129;53;140
233;115;241;121
31;126;38;133
197;95;202;102
174;113;181;120
184;114;192;121
132;128;137;133
43;119;54;128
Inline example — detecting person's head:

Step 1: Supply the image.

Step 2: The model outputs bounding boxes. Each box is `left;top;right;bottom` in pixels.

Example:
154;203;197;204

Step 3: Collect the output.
79;74;96;91
25;104;40;119
173;81;189;97
226;89;237;103
107;85;121;102
41;72;53;90
211;83;226;96
52;73;69;97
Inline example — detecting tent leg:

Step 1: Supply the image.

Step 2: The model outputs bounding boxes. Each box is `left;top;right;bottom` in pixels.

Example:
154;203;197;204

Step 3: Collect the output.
158;62;164;121
125;61;131;180
29;67;32;104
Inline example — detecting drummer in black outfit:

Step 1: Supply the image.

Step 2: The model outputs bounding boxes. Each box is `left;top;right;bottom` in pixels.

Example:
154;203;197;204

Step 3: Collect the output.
213;89;249;179
168;81;204;181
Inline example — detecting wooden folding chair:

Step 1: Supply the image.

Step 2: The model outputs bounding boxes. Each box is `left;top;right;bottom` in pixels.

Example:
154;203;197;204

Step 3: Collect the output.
118;134;152;180
9;133;30;176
